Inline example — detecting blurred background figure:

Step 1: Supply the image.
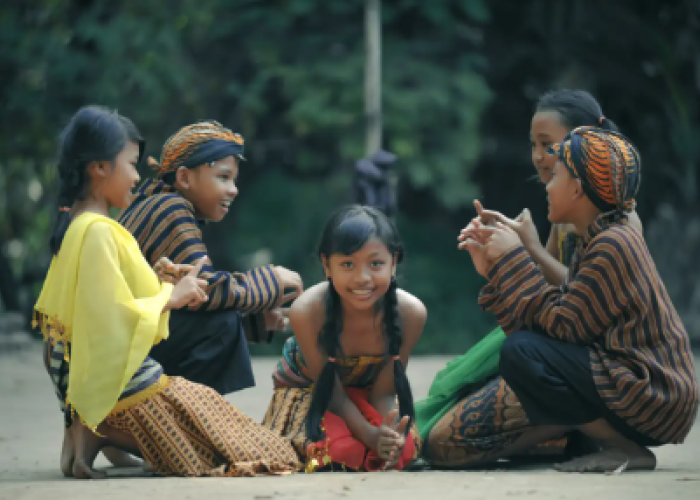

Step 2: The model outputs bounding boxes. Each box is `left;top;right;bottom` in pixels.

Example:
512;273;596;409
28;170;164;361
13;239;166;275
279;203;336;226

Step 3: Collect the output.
354;150;398;218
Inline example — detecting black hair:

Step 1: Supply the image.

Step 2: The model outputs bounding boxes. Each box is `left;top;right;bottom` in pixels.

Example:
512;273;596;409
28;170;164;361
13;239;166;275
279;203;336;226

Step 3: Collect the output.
49;105;144;255
536;89;618;132
305;205;414;442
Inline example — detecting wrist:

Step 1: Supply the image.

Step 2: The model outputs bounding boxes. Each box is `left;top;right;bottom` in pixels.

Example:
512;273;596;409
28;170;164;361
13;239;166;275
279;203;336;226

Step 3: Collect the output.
521;235;540;253
362;425;381;451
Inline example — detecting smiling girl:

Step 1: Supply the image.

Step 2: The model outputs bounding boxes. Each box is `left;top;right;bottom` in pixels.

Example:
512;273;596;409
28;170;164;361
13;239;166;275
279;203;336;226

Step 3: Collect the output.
36;106;300;479
262;206;427;471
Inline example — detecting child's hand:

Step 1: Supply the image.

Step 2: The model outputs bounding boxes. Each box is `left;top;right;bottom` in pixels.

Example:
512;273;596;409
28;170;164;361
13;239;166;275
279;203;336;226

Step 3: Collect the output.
154;256;210;285
164;258;209;311
459;218;490;246
458;219;490;277
376;409;408;469
264;308;290;332
275;266;304;303
458;236;490;278
473;200;540;251
153;257;179;284
471;223;523;262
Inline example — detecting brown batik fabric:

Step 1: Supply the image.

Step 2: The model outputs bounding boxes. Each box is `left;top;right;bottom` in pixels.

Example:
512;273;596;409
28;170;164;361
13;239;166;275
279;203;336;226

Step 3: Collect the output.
106;376;301;477
261;387;314;458
425;376;565;467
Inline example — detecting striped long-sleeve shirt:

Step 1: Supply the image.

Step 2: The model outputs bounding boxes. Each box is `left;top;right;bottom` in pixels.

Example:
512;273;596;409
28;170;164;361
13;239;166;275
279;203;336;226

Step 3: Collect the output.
479;218;698;444
118;179;282;343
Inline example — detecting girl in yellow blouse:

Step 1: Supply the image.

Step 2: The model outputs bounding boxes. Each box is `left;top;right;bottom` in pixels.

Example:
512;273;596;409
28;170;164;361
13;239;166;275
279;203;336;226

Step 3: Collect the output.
35;106;300;479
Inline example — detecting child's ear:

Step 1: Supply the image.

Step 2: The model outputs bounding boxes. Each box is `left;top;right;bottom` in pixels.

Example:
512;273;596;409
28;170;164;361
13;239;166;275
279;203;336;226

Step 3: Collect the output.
391;253;398;277
175;166;192;189
87;160;109;179
571;178;586;201
320;254;331;279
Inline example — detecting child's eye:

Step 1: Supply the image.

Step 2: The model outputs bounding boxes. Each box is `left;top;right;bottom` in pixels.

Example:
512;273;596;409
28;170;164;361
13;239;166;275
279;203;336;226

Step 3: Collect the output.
341;262;354;269
218;175;230;181
371;260;385;268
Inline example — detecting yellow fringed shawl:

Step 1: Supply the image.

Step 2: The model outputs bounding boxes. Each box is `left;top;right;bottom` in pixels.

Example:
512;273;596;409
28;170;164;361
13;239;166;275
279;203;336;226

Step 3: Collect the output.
34;212;173;429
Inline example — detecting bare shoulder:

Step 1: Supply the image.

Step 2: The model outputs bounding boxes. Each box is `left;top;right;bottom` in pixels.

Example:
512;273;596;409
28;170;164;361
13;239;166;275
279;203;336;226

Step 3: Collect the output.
288;281;328;337
396;289;427;341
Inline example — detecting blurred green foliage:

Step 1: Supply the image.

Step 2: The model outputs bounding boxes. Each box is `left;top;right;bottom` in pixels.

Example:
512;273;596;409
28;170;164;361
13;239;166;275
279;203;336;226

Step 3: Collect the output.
0;0;493;353
2;0;700;349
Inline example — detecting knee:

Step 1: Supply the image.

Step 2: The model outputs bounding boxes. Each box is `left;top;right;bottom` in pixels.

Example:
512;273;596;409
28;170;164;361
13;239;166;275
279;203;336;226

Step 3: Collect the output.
499;331;542;383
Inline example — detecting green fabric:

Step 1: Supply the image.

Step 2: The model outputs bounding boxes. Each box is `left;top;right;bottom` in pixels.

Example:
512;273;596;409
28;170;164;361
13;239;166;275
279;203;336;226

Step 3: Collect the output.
415;326;506;442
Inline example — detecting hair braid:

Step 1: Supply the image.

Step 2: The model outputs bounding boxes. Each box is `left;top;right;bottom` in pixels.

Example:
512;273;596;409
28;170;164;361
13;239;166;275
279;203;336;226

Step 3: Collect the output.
383;277;414;434
305;280;344;441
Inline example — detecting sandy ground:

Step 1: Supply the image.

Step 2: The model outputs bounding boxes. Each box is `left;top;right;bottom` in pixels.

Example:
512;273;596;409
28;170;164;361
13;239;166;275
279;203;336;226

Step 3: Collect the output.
0;345;698;500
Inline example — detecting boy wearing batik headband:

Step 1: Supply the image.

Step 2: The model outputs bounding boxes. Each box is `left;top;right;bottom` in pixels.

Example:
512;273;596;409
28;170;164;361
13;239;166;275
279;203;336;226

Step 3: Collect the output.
119;120;303;395
460;127;698;473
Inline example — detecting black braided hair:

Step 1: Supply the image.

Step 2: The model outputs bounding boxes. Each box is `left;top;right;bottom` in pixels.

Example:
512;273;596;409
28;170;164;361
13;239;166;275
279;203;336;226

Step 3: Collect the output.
382;276;414;435
536;89;618;132
49;106;144;255
305;279;343;442
305;205;412;441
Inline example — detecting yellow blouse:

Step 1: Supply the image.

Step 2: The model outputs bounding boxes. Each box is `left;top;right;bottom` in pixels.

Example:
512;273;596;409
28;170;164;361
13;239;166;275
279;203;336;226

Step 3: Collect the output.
34;212;173;428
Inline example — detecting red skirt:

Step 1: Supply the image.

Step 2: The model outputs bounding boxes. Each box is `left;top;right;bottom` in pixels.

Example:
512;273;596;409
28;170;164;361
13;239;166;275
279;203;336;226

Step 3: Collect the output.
306;388;417;471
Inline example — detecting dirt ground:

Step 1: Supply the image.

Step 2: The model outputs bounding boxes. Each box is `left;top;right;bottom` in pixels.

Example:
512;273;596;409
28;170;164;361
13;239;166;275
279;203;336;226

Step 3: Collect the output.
1;344;698;500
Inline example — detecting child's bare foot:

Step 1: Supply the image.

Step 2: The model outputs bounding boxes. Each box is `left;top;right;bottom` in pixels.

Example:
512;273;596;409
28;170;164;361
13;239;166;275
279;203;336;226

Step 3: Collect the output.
102;447;143;468
71;420;107;480
60;427;75;477
554;446;656;473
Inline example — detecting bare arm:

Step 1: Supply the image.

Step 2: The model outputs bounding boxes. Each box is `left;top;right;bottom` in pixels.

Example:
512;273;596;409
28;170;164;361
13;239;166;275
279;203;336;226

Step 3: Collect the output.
530;224;569;286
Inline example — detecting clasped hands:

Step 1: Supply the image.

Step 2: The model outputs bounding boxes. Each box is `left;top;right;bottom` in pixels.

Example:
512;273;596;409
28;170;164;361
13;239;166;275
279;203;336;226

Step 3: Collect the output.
458;200;540;277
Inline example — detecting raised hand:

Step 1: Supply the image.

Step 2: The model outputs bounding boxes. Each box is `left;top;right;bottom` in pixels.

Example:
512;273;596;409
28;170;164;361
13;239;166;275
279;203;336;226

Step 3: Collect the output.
474;200;541;250
470;222;523;262
474;199;503;227
458;217;491;277
164;258;209;311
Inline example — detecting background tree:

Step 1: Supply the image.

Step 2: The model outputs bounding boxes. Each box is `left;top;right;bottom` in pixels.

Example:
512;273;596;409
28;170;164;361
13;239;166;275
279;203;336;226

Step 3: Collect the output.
1;0;698;350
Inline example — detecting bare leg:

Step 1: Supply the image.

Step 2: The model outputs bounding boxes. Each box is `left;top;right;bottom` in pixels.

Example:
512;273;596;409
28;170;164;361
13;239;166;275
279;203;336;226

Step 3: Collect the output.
60;427;75;477
102;447;143;468
554;419;656;473
70;418;142;479
71;419;108;479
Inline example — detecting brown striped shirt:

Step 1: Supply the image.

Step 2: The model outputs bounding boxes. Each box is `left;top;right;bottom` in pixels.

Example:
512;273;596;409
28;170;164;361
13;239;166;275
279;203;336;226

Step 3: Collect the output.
118;179;282;343
479;218;698;444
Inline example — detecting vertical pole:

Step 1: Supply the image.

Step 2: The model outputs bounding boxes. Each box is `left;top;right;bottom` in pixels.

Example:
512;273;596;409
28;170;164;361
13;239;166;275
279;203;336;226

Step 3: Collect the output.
365;0;381;156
